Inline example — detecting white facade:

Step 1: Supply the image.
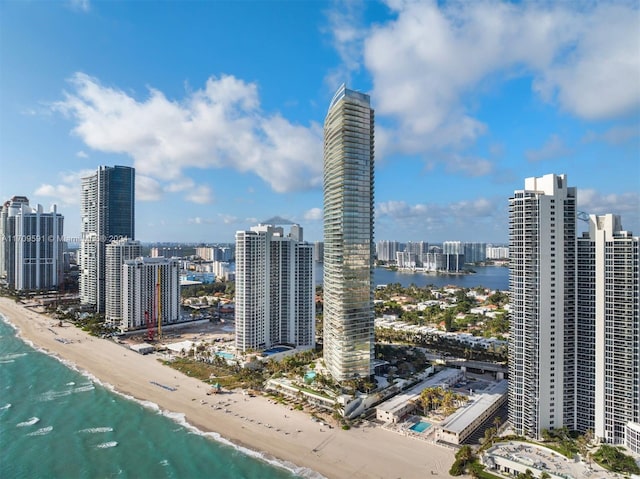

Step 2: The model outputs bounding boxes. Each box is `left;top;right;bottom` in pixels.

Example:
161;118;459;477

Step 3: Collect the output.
235;224;315;353
486;246;509;260
195;246;215;261
1;197;64;291
105;238;141;326
508;173;577;438
626;422;640;455
577;214;639;445
395;251;416;269
122;257;180;332
443;241;464;256
323;84;375;382
376;240;400;262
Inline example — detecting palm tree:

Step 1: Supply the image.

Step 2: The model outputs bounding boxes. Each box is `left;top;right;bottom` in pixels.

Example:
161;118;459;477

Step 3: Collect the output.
492;416;502;432
419;388;435;414
455;445;474;463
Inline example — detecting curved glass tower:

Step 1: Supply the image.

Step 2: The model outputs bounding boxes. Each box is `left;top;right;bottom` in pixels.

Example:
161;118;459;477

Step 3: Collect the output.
323;84;375;382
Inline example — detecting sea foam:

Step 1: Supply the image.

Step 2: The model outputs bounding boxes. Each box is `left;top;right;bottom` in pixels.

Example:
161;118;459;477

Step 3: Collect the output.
27;426;53;436
95;441;118;449
79;427;113;434
0;313;325;479
16;417;40;427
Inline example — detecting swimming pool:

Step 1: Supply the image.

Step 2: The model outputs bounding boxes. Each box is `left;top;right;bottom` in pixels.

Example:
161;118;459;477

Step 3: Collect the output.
304;371;317;382
409;421;432;433
262;346;293;356
216;351;234;360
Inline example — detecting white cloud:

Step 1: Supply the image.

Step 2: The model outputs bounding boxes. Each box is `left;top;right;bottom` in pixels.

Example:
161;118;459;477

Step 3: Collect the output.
185;185;213;204
69;0;90;13
525;134;573;162
34;169;95;206
76;150;88;158
218;214;240;225
582;124;640;145
53;73;323;194
136;175;162;201
376;196;505;241
353;0;639;159
323;0;366;89
303;207;323;221
34;184;77;206
443;153;494;176
578;189;640;219
533;3;640;120
378;197;497;220
164;178;195;193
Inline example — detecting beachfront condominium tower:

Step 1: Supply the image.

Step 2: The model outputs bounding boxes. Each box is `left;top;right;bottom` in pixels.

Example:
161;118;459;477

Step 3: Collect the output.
121;257;180;332
235;223;315;353
323;84;375;382
105;238;142;327
0;196;28;279
1;197;64;291
80;165;135;313
576;214;639;446
508;173;577;438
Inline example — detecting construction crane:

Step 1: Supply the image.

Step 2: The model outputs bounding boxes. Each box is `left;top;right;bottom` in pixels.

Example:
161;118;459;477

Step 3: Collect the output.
144;310;155;342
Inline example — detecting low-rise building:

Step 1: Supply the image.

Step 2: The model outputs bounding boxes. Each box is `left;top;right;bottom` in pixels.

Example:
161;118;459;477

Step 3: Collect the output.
375;368;461;424
437;379;507;445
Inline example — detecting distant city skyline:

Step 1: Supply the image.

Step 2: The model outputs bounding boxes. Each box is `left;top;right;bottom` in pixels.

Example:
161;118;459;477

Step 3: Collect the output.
1;1;639;243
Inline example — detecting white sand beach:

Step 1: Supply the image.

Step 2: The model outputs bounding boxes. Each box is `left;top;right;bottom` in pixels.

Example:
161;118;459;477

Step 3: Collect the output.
0;297;456;479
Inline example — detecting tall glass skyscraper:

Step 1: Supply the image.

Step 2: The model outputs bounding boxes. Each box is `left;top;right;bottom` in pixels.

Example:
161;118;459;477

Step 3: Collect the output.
322;84;375;382
80;165;135;312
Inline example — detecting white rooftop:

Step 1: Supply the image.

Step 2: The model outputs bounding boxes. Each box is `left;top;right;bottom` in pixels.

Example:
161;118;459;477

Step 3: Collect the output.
377;368;462;415
440;379;508;434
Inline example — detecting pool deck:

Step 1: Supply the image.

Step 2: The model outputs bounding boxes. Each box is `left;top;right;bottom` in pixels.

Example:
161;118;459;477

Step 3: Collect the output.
483;441;617;479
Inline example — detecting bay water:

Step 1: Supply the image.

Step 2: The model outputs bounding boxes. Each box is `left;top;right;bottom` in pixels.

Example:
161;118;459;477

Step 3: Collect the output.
315;264;510;291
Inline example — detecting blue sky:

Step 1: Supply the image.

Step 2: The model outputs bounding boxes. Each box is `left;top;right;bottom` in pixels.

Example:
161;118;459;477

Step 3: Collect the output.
1;0;638;244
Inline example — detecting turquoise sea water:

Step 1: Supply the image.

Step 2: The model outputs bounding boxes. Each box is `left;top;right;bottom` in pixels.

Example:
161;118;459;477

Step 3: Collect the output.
0;316;308;479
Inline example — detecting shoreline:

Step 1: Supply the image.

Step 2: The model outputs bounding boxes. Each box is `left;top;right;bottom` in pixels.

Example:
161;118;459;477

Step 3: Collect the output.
0;297;456;479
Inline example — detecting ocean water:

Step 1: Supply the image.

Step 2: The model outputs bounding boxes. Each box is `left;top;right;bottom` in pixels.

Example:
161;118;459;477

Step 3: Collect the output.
0;316;306;479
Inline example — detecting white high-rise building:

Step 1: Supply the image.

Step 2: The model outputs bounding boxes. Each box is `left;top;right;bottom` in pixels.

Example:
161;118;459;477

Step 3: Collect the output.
577;214;639;445
80;165;135;312
0;196;29;279
486;245;509;260
195;246;215;261
105;238;141;326
121;257;180;332
395;251;416;269
235;223;315;353
443;241;464;255
508;173;577;438
1;197;64;291
323;84;375;382
376;240;400;262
